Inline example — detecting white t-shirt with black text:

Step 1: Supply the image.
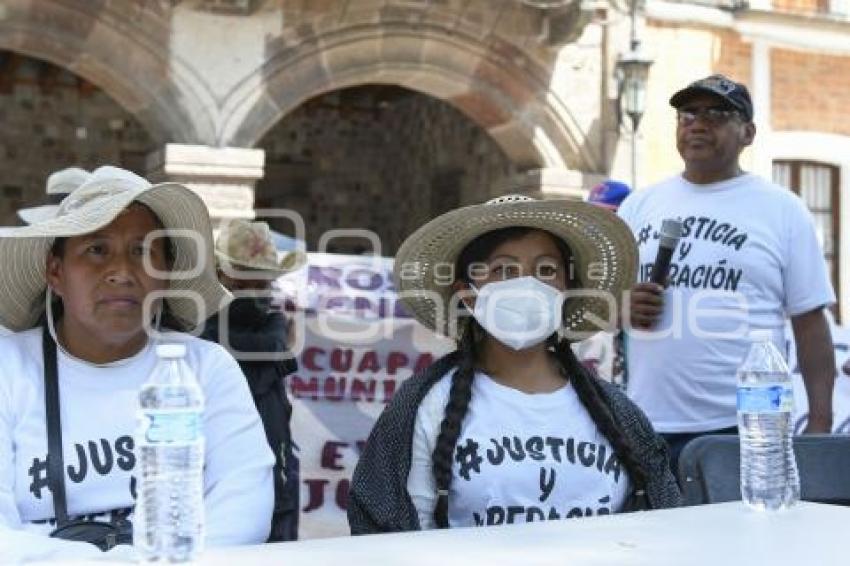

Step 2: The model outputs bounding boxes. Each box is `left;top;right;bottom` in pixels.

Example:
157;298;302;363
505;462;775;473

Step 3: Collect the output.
407;368;630;528
618;173;835;433
0;328;275;547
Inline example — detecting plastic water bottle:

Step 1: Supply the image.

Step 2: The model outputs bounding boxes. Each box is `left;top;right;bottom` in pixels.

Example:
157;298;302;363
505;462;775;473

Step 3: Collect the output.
736;329;800;511
135;344;205;561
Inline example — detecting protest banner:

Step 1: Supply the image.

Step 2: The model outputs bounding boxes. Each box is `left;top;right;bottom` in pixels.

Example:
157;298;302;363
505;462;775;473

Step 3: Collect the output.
279;254;452;538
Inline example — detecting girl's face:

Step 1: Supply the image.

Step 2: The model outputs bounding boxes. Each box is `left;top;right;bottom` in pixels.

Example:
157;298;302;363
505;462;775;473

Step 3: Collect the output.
466;230;570;292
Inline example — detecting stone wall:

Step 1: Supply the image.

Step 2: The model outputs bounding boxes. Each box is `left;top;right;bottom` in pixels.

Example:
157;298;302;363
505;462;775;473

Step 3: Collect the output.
0;52;154;226
256;86;515;255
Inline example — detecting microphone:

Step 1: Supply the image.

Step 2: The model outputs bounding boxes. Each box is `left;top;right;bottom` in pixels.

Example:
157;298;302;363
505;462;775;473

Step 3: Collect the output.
650;218;683;286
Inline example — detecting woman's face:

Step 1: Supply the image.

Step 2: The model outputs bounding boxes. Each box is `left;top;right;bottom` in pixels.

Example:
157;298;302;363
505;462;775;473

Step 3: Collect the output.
465;230;570;292
46;204;169;346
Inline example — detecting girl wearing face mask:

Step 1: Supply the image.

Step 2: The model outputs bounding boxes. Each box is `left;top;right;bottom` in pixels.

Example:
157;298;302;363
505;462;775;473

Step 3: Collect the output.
349;195;681;534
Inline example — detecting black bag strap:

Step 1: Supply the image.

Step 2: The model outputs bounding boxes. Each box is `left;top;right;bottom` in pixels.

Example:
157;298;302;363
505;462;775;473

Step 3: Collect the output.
42;324;69;527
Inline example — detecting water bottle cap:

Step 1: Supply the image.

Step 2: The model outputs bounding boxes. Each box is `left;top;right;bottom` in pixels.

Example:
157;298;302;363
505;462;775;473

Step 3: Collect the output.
748;329;774;342
156;343;187;359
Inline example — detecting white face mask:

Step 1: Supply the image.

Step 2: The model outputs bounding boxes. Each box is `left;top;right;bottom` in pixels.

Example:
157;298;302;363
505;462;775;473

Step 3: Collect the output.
467;276;564;351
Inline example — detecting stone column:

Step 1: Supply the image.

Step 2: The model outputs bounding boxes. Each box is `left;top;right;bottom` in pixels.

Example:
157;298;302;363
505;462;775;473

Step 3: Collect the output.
491;168;604;201
146;144;264;228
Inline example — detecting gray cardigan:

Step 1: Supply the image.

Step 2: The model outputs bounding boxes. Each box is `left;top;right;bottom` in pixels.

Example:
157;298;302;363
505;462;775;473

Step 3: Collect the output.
348;352;682;534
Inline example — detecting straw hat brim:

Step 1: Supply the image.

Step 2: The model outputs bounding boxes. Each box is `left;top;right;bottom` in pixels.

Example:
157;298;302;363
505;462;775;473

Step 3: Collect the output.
393;198;637;338
214;249;306;277
17;205;60;225
0;179;228;332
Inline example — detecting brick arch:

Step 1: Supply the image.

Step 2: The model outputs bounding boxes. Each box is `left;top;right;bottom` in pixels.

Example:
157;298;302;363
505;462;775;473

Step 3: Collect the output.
225;24;598;172
0;0;213;144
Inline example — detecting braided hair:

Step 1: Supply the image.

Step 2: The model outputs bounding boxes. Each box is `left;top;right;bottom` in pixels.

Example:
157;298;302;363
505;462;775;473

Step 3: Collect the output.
432;318;478;528
552;338;647;495
430;227;646;528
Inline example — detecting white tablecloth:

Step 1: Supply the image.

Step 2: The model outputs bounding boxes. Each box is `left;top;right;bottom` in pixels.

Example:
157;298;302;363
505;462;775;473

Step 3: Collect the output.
11;501;850;565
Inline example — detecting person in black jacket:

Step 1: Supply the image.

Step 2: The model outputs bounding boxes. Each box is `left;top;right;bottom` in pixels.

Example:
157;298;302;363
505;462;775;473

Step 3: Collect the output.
349;195;681;534
201;219;304;542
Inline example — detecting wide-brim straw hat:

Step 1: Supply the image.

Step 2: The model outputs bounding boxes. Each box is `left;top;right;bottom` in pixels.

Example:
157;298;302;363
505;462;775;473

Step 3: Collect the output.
17;167;92;225
214;219;304;278
215;251;304;278
0;166;228;332
393;195;637;338
18;205;61;225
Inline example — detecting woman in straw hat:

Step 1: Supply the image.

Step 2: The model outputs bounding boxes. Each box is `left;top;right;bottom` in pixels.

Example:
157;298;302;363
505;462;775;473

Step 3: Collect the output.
349;195;680;534
0;166;274;550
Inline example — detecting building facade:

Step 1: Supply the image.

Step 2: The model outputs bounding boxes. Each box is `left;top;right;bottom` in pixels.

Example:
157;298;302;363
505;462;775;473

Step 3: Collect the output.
639;0;850;320
0;0;848;313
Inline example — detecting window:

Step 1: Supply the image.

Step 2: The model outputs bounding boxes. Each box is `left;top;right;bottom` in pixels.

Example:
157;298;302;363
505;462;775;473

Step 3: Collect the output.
773;160;841;320
827;0;850;17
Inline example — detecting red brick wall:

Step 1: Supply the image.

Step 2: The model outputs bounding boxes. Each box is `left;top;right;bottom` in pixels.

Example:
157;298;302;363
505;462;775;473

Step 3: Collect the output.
772;0;826;15
772;48;850;136
713;30;752;87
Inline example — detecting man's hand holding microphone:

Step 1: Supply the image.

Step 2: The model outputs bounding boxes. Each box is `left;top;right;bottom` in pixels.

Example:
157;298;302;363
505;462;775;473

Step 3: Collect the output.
626;219;683;330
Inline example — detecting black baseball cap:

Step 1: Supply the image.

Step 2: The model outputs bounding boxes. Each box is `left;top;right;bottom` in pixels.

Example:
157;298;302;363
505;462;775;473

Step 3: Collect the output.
669;74;753;122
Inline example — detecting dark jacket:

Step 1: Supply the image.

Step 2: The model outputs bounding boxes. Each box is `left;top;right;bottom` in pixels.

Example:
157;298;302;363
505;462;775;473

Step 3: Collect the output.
348;352;682;534
202;308;300;542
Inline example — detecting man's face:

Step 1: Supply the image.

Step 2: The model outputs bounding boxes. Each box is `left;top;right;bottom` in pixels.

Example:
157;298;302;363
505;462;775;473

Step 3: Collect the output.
675;93;755;171
46;204;169;345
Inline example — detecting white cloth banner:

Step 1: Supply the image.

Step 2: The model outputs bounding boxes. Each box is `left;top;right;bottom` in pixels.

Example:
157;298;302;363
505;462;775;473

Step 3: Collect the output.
280;254;850;539
279;254;452;539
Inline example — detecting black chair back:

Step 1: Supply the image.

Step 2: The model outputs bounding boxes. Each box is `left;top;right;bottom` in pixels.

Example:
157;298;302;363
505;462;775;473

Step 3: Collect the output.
678;434;850;506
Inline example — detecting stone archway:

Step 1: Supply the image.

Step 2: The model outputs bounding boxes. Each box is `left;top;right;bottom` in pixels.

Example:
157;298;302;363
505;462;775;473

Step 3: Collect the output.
225;21;600;174
0;50;156;225
255;85;518;255
0;0;213;144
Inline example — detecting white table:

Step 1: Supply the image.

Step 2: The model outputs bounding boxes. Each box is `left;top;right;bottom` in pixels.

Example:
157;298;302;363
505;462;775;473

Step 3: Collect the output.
16;501;850;565
198;501;850;565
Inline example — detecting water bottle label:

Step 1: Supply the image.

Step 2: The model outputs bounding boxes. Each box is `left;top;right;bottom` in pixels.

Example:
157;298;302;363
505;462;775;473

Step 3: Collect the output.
737;385;793;413
141;409;201;443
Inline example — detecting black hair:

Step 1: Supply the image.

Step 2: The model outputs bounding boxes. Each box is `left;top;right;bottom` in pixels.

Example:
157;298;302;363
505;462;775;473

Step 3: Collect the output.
431;227;647;528
454;227;577;289
48;203;176;264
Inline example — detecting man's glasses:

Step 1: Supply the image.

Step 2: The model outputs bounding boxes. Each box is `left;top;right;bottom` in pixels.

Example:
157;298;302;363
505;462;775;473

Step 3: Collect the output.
676;106;740;127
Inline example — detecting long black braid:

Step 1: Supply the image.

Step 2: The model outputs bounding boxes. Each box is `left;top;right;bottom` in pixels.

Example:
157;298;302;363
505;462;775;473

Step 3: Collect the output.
552;339;647;494
432;319;477;528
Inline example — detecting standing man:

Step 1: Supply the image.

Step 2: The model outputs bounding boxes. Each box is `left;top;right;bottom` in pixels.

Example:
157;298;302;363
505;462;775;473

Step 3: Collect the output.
618;75;835;470
201;220;304;541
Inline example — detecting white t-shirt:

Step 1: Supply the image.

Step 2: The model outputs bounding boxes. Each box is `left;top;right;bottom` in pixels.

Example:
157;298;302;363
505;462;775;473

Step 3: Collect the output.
618;173;835;433
0;328;275;546
406;369;630;529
